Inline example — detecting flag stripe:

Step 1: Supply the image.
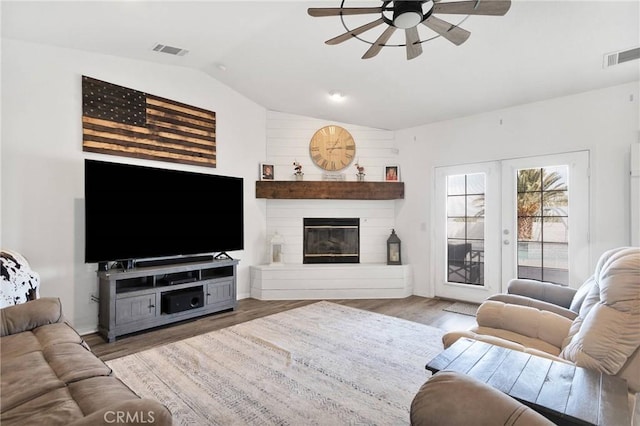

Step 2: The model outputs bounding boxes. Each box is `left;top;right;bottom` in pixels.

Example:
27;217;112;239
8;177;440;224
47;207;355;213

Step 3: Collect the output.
82;128;216;157
82;76;216;168
146;113;216;138
83;137;216;161
83;143;216;167
83;116;215;148
147;96;216;121
146;105;215;130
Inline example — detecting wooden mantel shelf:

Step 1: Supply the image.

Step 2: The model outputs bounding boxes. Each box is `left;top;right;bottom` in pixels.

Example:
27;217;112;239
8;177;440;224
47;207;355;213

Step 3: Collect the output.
255;181;404;200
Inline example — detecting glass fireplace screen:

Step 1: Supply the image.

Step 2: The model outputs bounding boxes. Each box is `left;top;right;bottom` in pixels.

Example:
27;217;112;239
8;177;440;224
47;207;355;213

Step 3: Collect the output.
303;218;359;264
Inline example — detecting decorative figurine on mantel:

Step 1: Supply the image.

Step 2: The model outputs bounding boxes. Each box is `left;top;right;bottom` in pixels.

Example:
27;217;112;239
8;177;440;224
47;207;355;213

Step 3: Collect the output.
293;161;304;181
355;161;365;182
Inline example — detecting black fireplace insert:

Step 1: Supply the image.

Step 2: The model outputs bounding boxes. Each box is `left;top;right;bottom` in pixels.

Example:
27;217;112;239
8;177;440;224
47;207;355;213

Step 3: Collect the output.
303;218;359;264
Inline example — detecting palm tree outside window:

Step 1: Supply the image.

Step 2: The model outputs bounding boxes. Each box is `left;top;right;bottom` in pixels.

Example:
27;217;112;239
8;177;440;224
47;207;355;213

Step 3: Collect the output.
516;166;569;284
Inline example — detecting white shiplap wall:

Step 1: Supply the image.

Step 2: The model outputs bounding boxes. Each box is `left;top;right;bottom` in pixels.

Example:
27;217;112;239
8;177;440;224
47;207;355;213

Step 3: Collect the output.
265;111;399;182
263;111;401;265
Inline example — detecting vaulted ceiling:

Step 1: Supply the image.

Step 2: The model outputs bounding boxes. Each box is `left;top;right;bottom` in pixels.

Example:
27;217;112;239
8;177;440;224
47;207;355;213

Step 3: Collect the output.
2;1;638;130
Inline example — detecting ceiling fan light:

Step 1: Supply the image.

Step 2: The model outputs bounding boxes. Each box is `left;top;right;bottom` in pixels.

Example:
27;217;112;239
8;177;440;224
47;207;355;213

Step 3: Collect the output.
394;11;422;29
393;1;424;29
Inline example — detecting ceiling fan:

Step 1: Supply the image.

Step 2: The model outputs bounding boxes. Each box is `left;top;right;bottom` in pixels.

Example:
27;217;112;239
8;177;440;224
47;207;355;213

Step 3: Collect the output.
308;0;511;60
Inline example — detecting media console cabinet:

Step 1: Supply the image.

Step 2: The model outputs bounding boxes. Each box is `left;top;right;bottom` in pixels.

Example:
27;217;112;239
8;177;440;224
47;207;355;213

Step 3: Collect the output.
97;258;238;342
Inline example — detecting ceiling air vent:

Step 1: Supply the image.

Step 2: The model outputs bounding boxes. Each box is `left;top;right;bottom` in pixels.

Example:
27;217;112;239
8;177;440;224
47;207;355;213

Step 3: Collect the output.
152;43;189;56
603;46;640;68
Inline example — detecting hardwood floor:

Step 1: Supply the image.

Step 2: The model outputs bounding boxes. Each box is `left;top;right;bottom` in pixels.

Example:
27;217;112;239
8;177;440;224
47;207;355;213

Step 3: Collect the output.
84;296;477;361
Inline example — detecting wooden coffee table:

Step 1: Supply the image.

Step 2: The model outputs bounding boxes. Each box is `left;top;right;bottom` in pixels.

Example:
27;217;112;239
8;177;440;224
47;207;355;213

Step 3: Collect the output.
426;338;630;426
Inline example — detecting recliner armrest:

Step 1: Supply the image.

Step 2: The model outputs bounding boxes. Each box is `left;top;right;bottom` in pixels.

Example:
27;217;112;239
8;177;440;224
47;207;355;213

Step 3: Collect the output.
476;300;573;349
507;278;577;309
0;297;64;337
487;294;578;320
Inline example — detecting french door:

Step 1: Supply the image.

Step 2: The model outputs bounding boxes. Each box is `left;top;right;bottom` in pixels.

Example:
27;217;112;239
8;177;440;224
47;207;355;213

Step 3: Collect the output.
434;151;590;304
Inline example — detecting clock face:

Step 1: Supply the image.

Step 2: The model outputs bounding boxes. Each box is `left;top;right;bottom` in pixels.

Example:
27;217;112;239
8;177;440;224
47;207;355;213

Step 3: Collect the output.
309;125;356;171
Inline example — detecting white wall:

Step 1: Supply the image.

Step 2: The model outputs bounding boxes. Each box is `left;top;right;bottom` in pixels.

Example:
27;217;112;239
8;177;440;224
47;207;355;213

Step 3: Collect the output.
396;82;639;297
1;39;267;333
262;111;400;265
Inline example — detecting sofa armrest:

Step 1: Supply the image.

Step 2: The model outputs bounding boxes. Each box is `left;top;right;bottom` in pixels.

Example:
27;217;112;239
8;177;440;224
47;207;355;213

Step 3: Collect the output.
475;300;573;349
507;278;577;309
68;399;172;426
487;294;578;320
410;371;554;426
1;297;64;337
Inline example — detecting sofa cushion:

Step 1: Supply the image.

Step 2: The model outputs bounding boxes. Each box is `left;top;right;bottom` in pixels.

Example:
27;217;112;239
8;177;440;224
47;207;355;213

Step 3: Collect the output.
1;298;63;337
560;247;640;384
67;376;148;415
33;322;84;348
0;351;65;412
44;342;112;383
1;331;42;359
568;276;594;312
1;387;83;426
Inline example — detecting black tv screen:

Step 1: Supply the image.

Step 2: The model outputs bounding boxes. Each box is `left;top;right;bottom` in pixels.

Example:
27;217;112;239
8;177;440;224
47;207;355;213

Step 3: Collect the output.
84;159;244;263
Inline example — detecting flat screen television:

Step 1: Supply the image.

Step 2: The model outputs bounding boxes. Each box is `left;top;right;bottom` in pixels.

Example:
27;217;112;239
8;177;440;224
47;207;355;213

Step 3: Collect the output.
84;159;244;263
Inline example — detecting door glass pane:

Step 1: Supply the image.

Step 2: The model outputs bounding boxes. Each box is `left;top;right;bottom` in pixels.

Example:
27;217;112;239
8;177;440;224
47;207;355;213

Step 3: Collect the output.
446;173;485;286
447;196;466;217
447;175;466;195
447;218;466;238
516;166;569;285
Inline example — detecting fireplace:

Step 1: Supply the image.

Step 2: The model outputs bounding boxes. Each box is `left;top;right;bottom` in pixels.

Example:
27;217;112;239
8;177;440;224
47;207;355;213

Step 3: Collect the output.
303;218;359;264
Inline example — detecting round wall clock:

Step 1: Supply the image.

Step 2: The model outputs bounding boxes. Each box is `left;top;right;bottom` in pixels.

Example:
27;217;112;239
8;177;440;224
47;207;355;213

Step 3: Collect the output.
309;125;356;171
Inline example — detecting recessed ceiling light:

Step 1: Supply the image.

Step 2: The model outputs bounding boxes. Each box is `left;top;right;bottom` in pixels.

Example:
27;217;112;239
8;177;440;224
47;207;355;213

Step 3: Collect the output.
329;91;345;102
216;63;227;72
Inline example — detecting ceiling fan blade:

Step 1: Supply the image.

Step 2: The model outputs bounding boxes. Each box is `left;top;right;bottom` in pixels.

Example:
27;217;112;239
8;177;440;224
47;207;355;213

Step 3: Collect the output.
422;15;471;45
433;0;511;16
405;27;423;60
326;18;385;45
308;7;385;17
362;26;397;59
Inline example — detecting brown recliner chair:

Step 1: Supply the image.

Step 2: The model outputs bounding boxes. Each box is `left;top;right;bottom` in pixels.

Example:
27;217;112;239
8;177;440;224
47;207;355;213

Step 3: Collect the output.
410;371;554;426
443;247;640;420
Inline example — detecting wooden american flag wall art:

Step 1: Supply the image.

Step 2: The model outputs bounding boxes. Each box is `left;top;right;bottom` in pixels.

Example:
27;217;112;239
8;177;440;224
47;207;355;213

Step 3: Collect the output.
82;76;216;168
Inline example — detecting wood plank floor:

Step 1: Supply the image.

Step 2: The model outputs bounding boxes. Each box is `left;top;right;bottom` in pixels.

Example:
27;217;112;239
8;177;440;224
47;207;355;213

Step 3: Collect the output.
84;296;477;361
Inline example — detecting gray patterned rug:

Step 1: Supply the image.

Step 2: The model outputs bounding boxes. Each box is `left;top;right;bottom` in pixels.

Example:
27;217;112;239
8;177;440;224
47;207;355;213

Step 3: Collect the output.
107;301;445;425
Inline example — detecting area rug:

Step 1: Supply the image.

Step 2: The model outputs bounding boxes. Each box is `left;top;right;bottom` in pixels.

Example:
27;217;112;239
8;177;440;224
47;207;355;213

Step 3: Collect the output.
106;301;444;425
443;301;480;316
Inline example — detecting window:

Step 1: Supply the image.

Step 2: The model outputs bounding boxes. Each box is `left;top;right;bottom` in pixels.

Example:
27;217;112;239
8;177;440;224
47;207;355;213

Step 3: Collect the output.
516;166;569;284
446;173;485;285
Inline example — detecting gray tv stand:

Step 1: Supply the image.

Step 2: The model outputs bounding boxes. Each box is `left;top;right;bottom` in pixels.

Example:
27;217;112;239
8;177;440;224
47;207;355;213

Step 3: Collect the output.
97;258;238;342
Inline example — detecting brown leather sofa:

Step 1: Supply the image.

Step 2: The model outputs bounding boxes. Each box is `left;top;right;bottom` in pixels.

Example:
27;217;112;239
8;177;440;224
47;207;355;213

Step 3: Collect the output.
1;297;172;425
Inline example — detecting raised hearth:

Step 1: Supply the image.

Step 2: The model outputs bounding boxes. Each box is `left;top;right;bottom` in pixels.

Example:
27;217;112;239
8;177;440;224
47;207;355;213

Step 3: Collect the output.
250;264;413;300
